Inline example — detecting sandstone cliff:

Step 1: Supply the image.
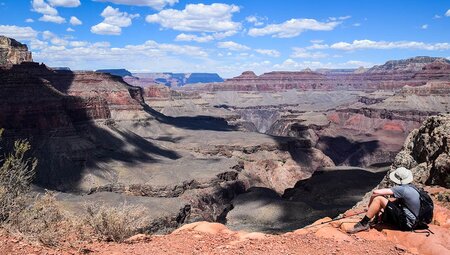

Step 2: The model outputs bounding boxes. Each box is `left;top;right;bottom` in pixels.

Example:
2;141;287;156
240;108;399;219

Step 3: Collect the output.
0;36;32;66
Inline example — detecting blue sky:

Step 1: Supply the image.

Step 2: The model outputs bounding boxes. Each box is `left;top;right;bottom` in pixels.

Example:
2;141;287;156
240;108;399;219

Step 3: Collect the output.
0;0;449;77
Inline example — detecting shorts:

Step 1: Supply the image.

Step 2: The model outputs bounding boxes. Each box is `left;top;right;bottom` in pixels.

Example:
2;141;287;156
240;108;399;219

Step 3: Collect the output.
381;201;412;231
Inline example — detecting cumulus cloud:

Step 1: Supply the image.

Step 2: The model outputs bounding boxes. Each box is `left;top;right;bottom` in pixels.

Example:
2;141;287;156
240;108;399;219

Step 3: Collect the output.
291;48;328;59
329;39;450;51
32;0;58;15
25;18;35;23
255;49;280;57
66;27;75;32
273;58;373;71
0;25;38;40
217;41;250;51
94;0;177;10
32;0;66;24
70;16;82;26
175;33;214;43
175;31;236;43
47;0;80;7
146;3;241;33
446;9;450;17
248;18;341;38
39;14;66;23
91;6;139;35
42;30;68;46
421;24;428;29
32;38;209;73
245;15;266;26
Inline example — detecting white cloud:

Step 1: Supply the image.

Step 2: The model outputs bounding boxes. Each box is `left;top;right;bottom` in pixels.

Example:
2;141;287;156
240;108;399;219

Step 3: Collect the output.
39;14;66;23
291;48;328;59
446;9;450;17
217;41;250;51
25;18;35;23
175;33;214;43
146;3;241;33
91;23;122;35
66;27;75;32
91;6;139;35
248;18;341;38
32;0;66;24
433;14;441;19
245;15;266;26
47;0;80;7
329;40;450;51
328;16;351;21
255;49;280;57
306;43;329;50
0;25;38;40
421;24;428;29
70;16;82;26
32;0;58;15
70;41;88;47
94;0;177;10
175;31;236;43
273;59;373;71
42;30;68;46
32;39;209;73
353;23;361;27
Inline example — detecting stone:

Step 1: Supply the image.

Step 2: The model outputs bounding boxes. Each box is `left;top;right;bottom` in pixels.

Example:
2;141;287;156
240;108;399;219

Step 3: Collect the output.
0;36;32;66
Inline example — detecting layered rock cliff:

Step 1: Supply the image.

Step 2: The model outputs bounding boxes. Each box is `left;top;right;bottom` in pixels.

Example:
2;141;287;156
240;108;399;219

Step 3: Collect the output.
182;57;450;92
0;36;32;66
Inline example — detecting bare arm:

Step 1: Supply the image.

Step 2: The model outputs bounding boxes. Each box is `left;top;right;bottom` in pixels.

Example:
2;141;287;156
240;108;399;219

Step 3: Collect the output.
369;188;394;205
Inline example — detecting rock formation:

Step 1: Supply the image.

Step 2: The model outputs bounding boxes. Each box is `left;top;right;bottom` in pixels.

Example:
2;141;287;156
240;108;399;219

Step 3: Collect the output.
0;36;32;66
387;114;450;187
182;56;450;92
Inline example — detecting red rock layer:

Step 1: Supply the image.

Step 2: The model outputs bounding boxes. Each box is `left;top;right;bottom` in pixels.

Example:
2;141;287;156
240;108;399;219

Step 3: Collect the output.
184;59;450;92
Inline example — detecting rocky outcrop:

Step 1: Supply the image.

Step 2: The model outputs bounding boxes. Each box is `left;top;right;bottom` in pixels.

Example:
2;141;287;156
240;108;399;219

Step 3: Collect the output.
388;114;450;187
0;36;32;66
367;56;450;73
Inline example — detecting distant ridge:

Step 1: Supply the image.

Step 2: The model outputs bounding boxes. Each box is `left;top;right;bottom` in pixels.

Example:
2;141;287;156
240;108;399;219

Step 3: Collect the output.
96;69;132;77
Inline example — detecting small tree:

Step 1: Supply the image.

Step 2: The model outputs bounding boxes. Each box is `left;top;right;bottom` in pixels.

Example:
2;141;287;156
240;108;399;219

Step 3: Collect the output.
0;129;37;221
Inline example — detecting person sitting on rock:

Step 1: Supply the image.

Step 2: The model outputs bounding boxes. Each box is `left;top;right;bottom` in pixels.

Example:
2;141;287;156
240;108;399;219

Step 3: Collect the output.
348;167;420;234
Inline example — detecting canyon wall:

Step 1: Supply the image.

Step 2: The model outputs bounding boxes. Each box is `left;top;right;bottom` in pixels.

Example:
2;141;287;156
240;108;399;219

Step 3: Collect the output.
0;36;32;66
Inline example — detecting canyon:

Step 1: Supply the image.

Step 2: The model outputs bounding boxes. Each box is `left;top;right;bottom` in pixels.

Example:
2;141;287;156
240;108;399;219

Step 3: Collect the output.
0;35;449;236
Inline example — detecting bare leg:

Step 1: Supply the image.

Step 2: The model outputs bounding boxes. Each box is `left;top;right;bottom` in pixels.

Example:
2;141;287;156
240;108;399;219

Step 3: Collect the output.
366;196;389;219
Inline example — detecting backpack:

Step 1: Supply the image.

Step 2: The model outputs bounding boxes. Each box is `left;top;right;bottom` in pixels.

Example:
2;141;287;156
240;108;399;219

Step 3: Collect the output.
409;185;434;229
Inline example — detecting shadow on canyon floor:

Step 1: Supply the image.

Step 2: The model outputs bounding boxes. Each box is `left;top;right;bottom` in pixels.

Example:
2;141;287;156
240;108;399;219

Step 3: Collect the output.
0;64;181;191
227;168;386;233
142;104;238;132
317;135;380;166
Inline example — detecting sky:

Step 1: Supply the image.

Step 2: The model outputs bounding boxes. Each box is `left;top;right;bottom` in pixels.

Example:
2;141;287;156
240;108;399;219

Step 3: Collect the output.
0;0;449;77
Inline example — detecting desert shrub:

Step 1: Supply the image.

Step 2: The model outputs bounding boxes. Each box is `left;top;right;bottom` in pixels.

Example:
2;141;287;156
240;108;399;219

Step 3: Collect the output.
9;192;65;246
83;203;148;242
0;129;37;221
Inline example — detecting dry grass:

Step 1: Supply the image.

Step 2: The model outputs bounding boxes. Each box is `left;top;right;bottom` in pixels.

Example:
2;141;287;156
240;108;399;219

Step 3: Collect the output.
8;192;66;246
83;203;149;242
0;132;37;221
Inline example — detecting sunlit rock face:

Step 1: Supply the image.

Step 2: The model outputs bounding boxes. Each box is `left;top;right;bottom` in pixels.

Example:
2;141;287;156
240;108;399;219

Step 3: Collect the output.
0;36;32;66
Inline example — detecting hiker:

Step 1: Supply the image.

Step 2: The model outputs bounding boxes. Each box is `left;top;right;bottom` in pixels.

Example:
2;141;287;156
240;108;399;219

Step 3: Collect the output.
348;167;423;234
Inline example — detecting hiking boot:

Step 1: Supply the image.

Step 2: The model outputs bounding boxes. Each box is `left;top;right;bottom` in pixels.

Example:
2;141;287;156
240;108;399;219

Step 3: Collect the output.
347;222;370;234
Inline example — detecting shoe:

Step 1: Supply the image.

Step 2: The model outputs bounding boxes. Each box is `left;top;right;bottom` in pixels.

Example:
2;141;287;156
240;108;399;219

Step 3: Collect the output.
347;222;370;234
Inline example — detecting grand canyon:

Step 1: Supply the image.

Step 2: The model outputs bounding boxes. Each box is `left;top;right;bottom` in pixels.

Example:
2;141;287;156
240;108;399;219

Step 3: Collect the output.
1;1;450;254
